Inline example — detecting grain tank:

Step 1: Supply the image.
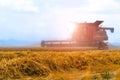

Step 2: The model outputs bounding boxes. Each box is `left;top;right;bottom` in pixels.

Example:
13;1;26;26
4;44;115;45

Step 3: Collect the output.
41;20;114;49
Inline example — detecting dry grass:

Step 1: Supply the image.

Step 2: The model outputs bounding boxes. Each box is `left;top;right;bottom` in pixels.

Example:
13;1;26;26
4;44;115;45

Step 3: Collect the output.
0;50;120;80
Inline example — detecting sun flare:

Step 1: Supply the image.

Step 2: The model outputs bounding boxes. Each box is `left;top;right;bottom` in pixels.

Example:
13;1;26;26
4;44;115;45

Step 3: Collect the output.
66;22;76;35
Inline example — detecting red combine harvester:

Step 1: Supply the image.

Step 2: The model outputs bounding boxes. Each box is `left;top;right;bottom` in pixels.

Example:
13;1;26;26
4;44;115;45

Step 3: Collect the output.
41;20;114;49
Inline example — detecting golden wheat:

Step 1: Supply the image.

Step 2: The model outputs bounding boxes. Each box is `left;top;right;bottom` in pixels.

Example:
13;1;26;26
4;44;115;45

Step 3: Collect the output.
0;50;120;80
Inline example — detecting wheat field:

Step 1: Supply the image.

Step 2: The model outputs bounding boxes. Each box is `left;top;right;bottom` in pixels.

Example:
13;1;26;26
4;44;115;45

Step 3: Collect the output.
0;49;120;80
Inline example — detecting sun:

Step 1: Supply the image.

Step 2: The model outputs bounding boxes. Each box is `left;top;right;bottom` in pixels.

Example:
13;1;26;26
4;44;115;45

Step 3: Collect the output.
66;22;76;35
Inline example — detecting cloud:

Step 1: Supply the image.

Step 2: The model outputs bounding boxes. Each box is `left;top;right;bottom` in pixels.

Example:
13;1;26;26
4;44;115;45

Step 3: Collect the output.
0;0;39;12
87;0;119;12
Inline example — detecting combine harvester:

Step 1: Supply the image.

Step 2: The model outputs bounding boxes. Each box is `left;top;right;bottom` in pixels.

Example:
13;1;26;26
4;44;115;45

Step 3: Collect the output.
41;20;114;50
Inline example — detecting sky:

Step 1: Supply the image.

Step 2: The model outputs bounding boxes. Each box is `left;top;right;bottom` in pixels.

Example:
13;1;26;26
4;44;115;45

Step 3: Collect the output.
0;0;120;44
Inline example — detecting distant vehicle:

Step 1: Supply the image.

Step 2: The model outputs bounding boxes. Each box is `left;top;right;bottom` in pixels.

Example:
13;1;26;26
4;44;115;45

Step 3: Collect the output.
41;20;114;49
